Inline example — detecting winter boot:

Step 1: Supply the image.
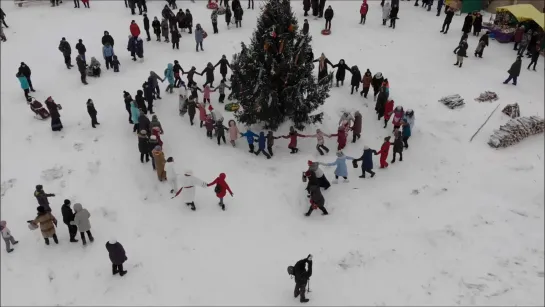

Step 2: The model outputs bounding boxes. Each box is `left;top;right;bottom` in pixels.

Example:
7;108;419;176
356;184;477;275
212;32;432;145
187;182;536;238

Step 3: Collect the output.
7;248;14;253
88;232;94;243
459;62;462;68
120;270;127;276
13;241;19;245
70;238;78;243
191;203;196;211
53;235;59;244
81;236;87;246
300;298;310;303
45;238;50;245
453;62;459;66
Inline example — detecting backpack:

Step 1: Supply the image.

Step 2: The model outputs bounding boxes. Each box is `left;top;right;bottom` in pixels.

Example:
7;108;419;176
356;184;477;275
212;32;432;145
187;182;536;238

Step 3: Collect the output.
214;185;221;193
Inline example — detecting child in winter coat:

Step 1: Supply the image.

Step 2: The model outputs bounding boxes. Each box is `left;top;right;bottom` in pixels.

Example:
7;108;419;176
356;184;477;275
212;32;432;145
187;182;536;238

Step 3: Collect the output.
307;128;330;155
241;129;258;153
360;0;368;24
391;106;404;131
112;55;120;72
330;126;347;150
371;72;384;100
148;135;159;170
305;185;328;216
351;111;362;143
207;173;234;210
391;130;403;163
283;126;306;154
213;80;231;103
401;119;411;149
16;72;30;101
254;132;271;159
266;131;277;156
382;2;391;26
354;146;377;178
319;151;354;183
404;109;415;131
138;130;150;162
164;63;175;93
228;120;239;147
1;221;18;253
197;102;207;127
102;43;115;70
215;119;228;145
150;114;164;134
203;85;212;104
204;115;215;139
71;203;93;246
211;8;219;34
195;23;205;52
152;126;163;146
89;57;101;77
153;145;167;181
360;69;372;98
375;136;391;168
383;99;394;128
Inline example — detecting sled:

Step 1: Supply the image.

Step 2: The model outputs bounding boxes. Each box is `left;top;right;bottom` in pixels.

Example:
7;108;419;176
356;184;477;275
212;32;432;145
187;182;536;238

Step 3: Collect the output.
321;29;331;35
206;1;218;9
224;102;240;112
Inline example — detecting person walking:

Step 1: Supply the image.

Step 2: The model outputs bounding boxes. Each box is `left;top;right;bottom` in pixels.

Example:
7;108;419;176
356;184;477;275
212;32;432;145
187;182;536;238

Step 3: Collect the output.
1;221;19;253
71;203;94;246
27;206;59;246
503;56;522;85
440;7;454;34
106;239;128;276
291;255;313;303
86;99;100;128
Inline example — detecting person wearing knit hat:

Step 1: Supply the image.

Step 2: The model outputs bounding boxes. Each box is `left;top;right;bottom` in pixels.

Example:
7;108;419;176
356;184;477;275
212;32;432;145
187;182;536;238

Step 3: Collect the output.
375;136;391;168
61;199;79;243
1;220;19;253
318;151;355;184
28;206;59;245
353;145;377;179
138;129;150;163
306;160;331;191
172;169;208;211
152;145;167;181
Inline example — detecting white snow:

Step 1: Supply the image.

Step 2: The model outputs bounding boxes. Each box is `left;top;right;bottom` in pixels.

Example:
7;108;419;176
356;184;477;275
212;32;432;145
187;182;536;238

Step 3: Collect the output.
1;1;544;305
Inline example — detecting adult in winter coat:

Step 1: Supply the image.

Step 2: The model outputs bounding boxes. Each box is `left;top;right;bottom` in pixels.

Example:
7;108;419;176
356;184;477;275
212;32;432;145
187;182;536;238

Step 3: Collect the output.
318;0;326;17
128;36;144;60
292;255;313;303
184;66;201;87
360;0;369;24
324;6;333;31
311;0;319;17
28;206;58;245
195;24;205;52
401;119;411;148
124;91;133;123
351;111;362;143
307;129;330;155
313;53;333;81
319;151;354;183
225;6;232;28
201;62;215;87
371;72;384;100
283;126;306;154
207;173;234;210
330;126;347;150
354;146;377;178
472;13;483;36
302;19;309;35
214;55;231;81
138;130;150;162
106;239;128;276
143;13;151;41
306;185;328;216
349;66;362;94
404;109;415;131
383;99;394;128
513;26;525;50
375;136;391;168
152;17;161;41
149;71;165;99
503;56;522;85
382;2;391;26
474;31;489;58
391;130;403;162
184;9;194;33
75;39;87;62
161;18;170;42
16;72;30;101
87;99;100;128
45;96;63;131
58;37;73;69
528;46;540;71
241;129;258;152
171;28;181;49
142;82;155;114
102;43;115;69
164;63;175;93
389;4;398;28
332;59;350;86
135;90;148;114
234;6;243;28
360;69;372;97
34;184;55;212
130;101;140;132
303;0;311;16
461;13;472;34
130;20;141;37
440;7;454;33
138;110;151;134
19;62;35;92
102;31;114;46
518;30;532;56
375;87;388;120
211;8;219;34
1;221;19;253
172;170;208;211
71;203;93;245
61;199;78;242
153;145;167;181
307;161;331;190
453;40;468;67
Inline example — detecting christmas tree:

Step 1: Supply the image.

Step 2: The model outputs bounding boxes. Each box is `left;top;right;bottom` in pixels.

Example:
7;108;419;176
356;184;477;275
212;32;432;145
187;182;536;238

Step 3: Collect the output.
230;0;332;131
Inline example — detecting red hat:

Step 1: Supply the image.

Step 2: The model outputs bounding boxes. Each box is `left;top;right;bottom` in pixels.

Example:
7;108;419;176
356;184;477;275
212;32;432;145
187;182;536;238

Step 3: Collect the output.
307;160;313;166
208;105;214;111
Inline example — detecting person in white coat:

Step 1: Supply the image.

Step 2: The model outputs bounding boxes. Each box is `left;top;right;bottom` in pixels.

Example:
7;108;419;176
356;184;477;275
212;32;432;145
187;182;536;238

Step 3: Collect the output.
171;170;208;211
166;157;178;193
382;2;391;26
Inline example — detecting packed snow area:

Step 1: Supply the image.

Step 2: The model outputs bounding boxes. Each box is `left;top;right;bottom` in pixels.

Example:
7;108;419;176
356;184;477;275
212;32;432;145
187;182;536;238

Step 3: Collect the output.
1;1;544;305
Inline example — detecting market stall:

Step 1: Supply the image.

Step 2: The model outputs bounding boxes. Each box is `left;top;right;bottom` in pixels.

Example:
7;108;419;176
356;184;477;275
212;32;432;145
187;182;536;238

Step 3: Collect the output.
483;4;544;43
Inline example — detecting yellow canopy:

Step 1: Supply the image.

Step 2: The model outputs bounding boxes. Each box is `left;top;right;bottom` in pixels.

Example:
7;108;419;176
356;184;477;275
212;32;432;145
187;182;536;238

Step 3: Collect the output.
496;4;545;30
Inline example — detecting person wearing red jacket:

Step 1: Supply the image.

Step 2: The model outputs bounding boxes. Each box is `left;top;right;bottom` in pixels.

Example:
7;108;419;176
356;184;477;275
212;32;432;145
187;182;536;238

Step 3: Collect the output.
207;173;233;210
283;126;306;154
359;0;368;24
329;126;347;150
513;25;525;51
382;99;394;128
81;0;89;8
375;136;391;168
130;20;141;38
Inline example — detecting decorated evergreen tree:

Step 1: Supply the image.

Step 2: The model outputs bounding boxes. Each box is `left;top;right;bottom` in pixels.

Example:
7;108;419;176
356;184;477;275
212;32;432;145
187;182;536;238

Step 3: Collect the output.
230;0;332;131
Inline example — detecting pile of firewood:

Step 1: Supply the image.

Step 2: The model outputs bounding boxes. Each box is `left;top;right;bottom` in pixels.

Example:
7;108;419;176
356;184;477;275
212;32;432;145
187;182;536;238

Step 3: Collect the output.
488;116;544;148
439;94;465;109
475;91;499;103
502;103;520;118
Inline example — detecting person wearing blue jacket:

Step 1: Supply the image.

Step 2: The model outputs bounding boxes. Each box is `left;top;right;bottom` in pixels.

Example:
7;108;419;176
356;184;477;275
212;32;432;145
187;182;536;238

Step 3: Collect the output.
254;132;271;159
164;63;175;94
401;118;411;149
102;43;115;70
240;129;258;153
130;100;140;132
319;151;354;183
16;72;30;100
354;146;377;178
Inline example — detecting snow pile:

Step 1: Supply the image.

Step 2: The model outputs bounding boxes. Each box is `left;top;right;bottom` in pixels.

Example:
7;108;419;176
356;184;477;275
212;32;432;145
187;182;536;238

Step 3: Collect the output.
475;91;499;103
502;103;521;118
488;116;544;148
439;94;465;109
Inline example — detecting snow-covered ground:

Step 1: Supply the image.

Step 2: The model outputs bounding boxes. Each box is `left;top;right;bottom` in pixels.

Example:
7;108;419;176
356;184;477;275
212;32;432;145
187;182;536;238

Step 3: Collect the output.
1;1;544;305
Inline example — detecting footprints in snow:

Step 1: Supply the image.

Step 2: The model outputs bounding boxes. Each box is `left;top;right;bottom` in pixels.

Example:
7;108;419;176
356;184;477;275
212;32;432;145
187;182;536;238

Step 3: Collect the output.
410;184;448;196
41;166;64;182
1;178;17;198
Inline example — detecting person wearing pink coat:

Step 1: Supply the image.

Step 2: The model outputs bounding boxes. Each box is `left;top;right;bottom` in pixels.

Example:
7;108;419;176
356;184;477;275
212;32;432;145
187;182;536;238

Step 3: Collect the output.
228;120;240;147
197;103;207;128
203;85;213;104
307;128;330;155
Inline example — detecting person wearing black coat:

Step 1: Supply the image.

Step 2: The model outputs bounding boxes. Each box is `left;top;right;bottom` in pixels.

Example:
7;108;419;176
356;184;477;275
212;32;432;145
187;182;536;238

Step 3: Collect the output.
461;13;472;34
0;8;8;28
215;120;228;145
324;6;333;30
75;39;86;61
186;98;197;125
292;255;313;302
440;7;454;34
453;40;468;67
349;66;362;94
318;0;326;18
234;6;243;28
201;63;216;88
391;130;403;163
371;72;384;100
106;239;128;276
305;185;328;216
138;0;147;13
303;0;310;16
152;17;161;41
76;55;88;84
472;14;482;36
225;6;232;28
34;185;55;212
173;60;184;88
18;62;35;92
528;46;540;71
504;56;522;85
87;99;100;128
389;4;398;29
214;55;231;81
185;9;193;34
375;87;387;119
135;90;148;114
332;59;350;86
102;31;115;46
123;91;133;123
142;81;155;114
302;19;309;35
143;13;151;41
184;66;201;87
137;130;150;162
313;54;333;81
171;28;181;49
61;199;78;242
138;111;151;134
58;37;73;69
